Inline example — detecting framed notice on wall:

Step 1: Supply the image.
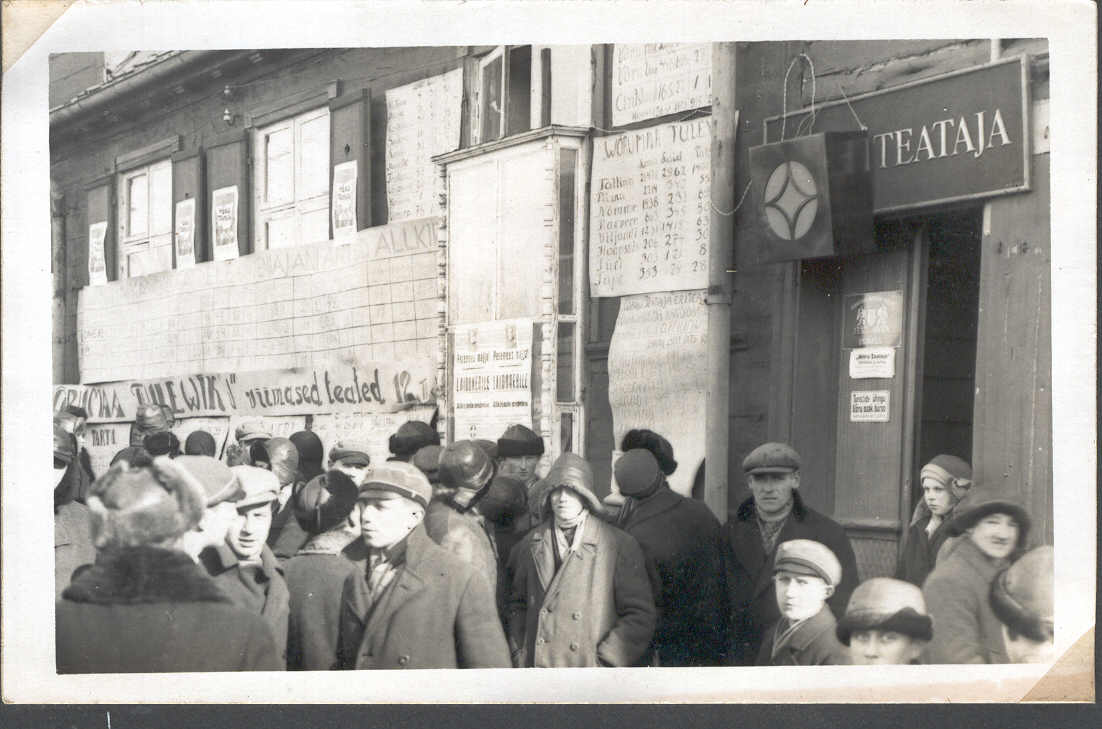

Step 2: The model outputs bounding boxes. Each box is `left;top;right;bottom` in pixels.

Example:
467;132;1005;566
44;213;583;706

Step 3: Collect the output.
211;185;239;261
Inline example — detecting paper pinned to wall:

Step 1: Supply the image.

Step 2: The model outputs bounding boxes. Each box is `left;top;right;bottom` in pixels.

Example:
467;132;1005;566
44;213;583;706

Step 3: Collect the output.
88;221;108;285
211;185;239;261
607;290;708;496
174;198;196;269
332;160;358;241
611;43;713;126
452;319;535;442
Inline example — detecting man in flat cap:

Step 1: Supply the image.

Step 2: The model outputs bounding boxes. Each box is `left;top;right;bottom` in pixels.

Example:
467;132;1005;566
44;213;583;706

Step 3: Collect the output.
726;441;858;664
225;420;271;467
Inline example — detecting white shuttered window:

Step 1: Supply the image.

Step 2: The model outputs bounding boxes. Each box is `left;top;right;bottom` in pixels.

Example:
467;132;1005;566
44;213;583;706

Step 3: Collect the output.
116;158;173;278
253;106;330;250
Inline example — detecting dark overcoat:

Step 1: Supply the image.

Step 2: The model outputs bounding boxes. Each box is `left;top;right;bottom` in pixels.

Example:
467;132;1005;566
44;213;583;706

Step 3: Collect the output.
201;543;291;664
755;605;848;666
618;485;729;666
55;500;96;600
424;497;500;601
896;513;954;587
725;492;859;664
337;524;511;669
284;538;366;670
56;546;282;672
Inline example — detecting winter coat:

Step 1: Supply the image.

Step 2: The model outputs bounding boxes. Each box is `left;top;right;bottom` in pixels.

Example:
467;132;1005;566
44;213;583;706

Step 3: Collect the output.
896;512;954;587
505;515;657;668
55;500;96;600
201;543;291;664
617;485;729;666
56;546;282;673
284;536;367;670
337;524;511;669
921;536;1011;664
424;497;500;603
755;605;848;666
269;497;311;561
725;492;859;665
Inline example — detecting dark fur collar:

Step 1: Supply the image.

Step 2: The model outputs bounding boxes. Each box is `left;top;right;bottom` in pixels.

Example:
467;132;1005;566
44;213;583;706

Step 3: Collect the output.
736;490;808;522
62;546;230;605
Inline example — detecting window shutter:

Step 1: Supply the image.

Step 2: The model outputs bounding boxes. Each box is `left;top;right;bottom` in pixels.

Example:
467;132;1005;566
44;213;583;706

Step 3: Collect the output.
85;178;115;283
172;150;204;261
205;129;251;256
329;88;372;231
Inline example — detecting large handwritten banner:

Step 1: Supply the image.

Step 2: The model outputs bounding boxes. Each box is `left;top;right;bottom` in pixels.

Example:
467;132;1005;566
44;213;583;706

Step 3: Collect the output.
611;44;712;126
385;69;463;222
53;353;436;424
607;290;708;496
589;118;711;297
452;319;534;442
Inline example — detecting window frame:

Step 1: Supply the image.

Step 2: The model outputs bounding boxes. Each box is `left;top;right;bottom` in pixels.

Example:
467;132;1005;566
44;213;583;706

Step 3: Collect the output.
471;45;539;146
115;157;173;279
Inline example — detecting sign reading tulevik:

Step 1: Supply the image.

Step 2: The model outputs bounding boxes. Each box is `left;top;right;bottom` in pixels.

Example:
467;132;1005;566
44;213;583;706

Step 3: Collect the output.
764;56;1030;213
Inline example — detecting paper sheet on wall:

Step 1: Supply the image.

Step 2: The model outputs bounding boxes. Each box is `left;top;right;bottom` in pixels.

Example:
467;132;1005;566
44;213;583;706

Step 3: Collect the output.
610;43;712;126
212;185;239;261
452;319;534;442
385;68;462;222
607;290;708;496
332;160;358;241
88;221;108;286
309;405;435;466
174;198;196;269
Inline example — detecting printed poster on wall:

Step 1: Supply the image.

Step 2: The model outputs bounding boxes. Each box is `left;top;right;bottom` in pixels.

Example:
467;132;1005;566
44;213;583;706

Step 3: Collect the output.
211;185;239;261
607;290;708;496
332;160;358;241
844;290;904;348
87;221;108;285
589;118;713;297
850;390;891;422
611;44;713;126
174;198;196;269
849;346;896;379
452;319;534;441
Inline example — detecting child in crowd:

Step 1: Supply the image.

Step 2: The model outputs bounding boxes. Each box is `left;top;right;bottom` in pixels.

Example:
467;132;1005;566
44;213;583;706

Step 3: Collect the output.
836;578;933;664
897;455;972;586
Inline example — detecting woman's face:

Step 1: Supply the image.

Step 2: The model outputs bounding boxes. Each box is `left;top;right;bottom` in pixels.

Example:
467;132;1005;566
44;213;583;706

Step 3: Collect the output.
922;477;956;516
548;487;585;524
968;512;1020;559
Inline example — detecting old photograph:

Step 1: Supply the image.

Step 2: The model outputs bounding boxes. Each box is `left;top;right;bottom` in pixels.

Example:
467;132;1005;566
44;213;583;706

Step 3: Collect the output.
2;0;1096;704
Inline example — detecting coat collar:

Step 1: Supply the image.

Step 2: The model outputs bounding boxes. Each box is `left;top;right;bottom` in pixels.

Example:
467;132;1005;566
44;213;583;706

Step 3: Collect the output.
62;546;230;605
736;490;808;522
622;486;683;527
528;516;601;591
201;542;284;579
345;525;430;638
772;605;836;656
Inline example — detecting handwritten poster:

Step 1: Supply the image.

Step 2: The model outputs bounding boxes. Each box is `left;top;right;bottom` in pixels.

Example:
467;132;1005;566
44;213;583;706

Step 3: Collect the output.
212;185;239;261
850;390;891;422
88;221;108;286
385;69;462;222
611;44;712;126
310;405;435;466
332;160;358;241
607;290;708;496
174;198;196;269
589;118;712;297
452;319;534;441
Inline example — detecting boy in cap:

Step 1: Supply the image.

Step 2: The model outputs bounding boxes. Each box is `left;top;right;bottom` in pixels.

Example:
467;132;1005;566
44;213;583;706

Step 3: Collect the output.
726;441;859;664
757;539;848;666
328;440;372;487
387;420;440;462
200;465;290;663
54;419;95;599
284;470;364;670
337;462;510;669
836;578;933;664
990;545;1055;663
173;455;245;562
897;454;972;586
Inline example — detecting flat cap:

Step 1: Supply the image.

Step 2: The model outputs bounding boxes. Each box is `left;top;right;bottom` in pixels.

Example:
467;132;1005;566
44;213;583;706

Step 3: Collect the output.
358;461;433;509
743;441;801;474
329;440;371;467
174;455;243;507
774;539;842;586
230;465;280;511
234;420;271;443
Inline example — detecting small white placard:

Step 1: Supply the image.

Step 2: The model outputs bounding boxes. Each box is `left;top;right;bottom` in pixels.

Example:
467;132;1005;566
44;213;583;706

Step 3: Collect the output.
174;198;196;269
850;390;891;422
332;160;358;241
87;221;108;285
211;185;239;261
849;346;896;379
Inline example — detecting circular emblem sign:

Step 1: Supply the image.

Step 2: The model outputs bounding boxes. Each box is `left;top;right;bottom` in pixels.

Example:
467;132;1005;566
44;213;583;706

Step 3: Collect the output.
762;160;819;241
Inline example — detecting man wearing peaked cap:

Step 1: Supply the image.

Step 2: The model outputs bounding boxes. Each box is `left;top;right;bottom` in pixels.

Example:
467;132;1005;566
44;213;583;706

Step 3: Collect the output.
328;440;372;487
726;441;859;665
837;578;932;665
336;461;510;669
224;420;270;467
129;403;175;448
174;455;245;563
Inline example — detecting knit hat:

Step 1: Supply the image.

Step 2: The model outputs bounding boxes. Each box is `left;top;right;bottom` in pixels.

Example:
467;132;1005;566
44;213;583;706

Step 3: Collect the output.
621;429;678;476
358;461;433;509
497;424;544;458
388;420;440;459
175;455;242;507
293;470;359;534
920;454;973;501
474;439;499;461
184;430;218;457
234;420;271;443
615;448;664;497
773;539;842;586
130;403;175;446
54;419;77;465
329;440;371;467
743;442;801;475
947;487;1032;548
533;453;605;518
86;456;206;549
836;578;933;645
411;444;444;484
990;545;1054;643
230;465;280;511
264;437;300;486
144;430;181;457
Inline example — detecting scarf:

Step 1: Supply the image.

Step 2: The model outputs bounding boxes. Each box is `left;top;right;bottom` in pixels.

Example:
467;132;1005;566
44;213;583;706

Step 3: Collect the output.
756;497;794;554
553;510;588;562
364;535;409;604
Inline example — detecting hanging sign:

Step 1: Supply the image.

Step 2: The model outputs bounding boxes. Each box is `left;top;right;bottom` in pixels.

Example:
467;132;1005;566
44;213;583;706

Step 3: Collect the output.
849;346;896;379
850;390;891;422
844;290;904;348
611;43;712;126
452;319;534;441
211;185;239;261
174;198;196;269
87;221;108;286
332;160;358;241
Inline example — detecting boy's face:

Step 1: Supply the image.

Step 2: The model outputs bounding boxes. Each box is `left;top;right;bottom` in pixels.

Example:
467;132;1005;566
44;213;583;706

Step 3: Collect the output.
849;629;923;665
226;503;274;560
359;492;422;549
922;477;955;516
331;458;370;487
774;569;833;621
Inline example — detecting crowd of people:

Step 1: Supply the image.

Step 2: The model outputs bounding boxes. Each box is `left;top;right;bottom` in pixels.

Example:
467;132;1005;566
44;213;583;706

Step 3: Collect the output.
52;403;1055;672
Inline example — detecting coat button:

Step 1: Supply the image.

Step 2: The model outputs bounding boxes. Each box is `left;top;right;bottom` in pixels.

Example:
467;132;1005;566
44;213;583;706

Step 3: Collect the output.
569;642;578;651
572;611;581;620
398;655;410;665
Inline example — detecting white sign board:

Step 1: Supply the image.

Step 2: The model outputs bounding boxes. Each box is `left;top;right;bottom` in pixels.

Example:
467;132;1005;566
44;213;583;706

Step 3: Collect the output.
88;221;108;286
611;43;713;126
385;69;463;222
850;390;891;422
849;346;896;379
211;185;239;261
607;290;708;496
589;118;712;297
332;160;358;241
174;198;196;269
452;319;534;442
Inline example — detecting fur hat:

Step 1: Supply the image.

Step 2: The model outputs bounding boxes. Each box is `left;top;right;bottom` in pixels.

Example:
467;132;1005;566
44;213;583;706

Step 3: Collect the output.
184;430;217;457
533;453;605;518
388;421;440;459
497;424;544;458
990;545;1054;642
86;456;206;549
111;445;151;468
621;429;677;475
836;578;933;645
293;471;359;534
358;462;433;509
478;474;528;526
773;539;842;586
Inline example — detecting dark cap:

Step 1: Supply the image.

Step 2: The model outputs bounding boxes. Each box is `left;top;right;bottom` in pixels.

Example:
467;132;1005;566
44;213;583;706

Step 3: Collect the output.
497;424;544;458
329;440;371;467
947;486;1031;544
621;429;678;476
743;442;801;475
184;430;218;457
293;471;360;534
614;448;664;497
290;430;324;464
439;440;495;493
411;444;444;484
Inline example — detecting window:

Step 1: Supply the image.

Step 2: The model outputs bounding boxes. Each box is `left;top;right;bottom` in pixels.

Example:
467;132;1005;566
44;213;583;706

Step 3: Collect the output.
473;46;533;145
253;106;330;250
116;158;172;278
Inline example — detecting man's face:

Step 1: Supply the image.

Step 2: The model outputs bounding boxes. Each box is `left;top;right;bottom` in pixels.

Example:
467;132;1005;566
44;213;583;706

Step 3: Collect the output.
968;512;1020;560
748;470;799;517
849;629;923;665
922;477;955;516
1002;625;1055;663
359;492;422;549
331;458;370;487
774;569;833;622
499;455;540;482
226;503;274;560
